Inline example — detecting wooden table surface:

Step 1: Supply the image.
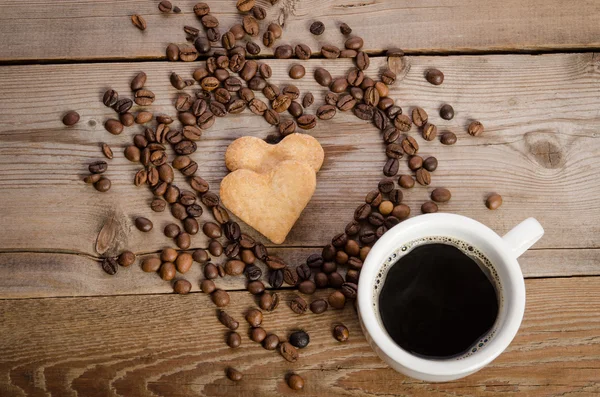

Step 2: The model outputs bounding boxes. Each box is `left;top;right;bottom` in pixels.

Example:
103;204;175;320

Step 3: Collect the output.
1;1;599;396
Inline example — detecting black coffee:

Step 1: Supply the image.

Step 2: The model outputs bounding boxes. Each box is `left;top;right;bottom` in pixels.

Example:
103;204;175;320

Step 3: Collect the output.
378;242;498;358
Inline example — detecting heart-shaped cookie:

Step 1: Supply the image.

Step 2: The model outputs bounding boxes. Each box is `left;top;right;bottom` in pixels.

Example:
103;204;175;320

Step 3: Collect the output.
225;133;324;173
220;160;316;244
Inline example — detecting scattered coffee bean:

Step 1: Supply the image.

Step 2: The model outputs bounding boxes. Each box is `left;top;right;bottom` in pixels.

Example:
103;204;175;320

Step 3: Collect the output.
415;168;431;186
383;158;399;176
269;269;284;288
93;177;111;193
212;289;230;307
288;374;304;390
385;143;403;159
275;44;293;59
104;119;124;135
440;104;455;120
333;324;349;342
279;342;299;362
309;298;328;314
289;64;305;79
314;67;332;87
468;120;485;137
160;263;176;280
251;327;267;342
166;43;179;61
101;257;118;275
426;68;444;85
225;259;245;276
421;201;439;213
289;330;310;349
134;89;155;106
412;107;428;127
298;280;316;295
173;279;192;294
441;131;457;145
204;263;218;279
340;22;352;35
62;110;80;126
290;295;308;314
408;155;423;171
321;45;341;59
226;368;242;382
263;333;280;350
175;252;193;273
227;331;241;348
252;5;266;19
131;14;147;31
353;103;374;120
309;21;325;35
356;51;370;70
401;136;419;155
103;90;119;107
486;193;503;210
394;114;411;132
328;291;346;309
175;232;191;250
422;122;438;141
431;187;451;203
423;156;438;172
345;36;363;50
193;2;210;16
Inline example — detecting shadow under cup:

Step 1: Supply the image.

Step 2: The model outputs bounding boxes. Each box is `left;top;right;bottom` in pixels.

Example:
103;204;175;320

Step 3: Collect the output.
372;236;504;361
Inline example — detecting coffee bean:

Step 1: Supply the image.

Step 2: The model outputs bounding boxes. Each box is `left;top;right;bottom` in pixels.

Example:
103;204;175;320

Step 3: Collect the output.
227;22;245;40
229;54;246;73
104;119;123;135
134;89;155;106
333;324;349;341
289;64;305;79
141;257;161;273
422;122;438;141
218;310;239;330
316;104;336;120
375;81;389;98
185;203;203;218
252;5;266;19
421;201;438;213
184;25;200;37
207;27;221;41
262;30;276;47
160;248;178;264
409;108;427;128
258;291;279;312
289;295;308;314
339;22;352;35
240;249;255;265
314;67;332;87
225;259;245;276
212;289;230;307
388;189;403;206
378;97;394;110
353;203;371;222
468;120;485;137
175;252;193;273
345;240;360;257
88;160;107;174
245;41;260;55
274;44;293;59
130;71;147;91
364;86;380;107
266;269;283;288
135;111;153;125
278;119;296;136
61;109;81;127
328;291;346;309
226;367;242;382
272;94;291;113
430;187;451;203
380;69;397;85
263;83;280;101
400;136;418;156
189;177;209;194
163;224;180;239
248;76;266;91
243;309;263;330
115;251;135;268
383;158;399;176
486;193;503;210
426;68;444;85
341;282;358;299
240;60;258;81
359;228;376;244
441;131;457;145
353;103;374;120
236;0;255;12
356;51;370;70
344;37;363;51
238;87;254;103
100;257;118;275
347;68;364;87
182;217;199;235
373;109;389;130
175;94;192;112
131;14;146;31
393;114;411;132
381;128;399;145
242;15;259;36
166;43;180;61
287;330;310;350
437;104;455;121
378;179;395;195
193;2;210;16
337;94;356;111
302;92;314;108
197;111;215;129
174;140;197;155
327;272;343;288
103;89;119;107
251;243;267;262
263;333;280;350
314;272;328;288
225;331;242;349
294;43;311;60
415;168;431;186
287;101;303;117
297;114;316;130
421;157;437;172
368;211;385;226
310;21;325;35
134;217;152;232
321;45;340;59
134;168;148;187
248;327;267;343
244;266;263;284
203;263;218;279
298;280;316;295
239;234;255;249
224;77;243;92
408;155;423;171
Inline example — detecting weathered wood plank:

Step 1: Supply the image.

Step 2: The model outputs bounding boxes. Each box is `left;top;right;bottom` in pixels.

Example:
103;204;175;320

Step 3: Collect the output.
0;277;598;396
0;54;599;257
2;0;600;61
1;248;599;299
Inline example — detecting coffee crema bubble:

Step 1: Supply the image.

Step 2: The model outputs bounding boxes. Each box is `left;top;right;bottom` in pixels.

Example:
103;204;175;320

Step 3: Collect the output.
373;236;503;359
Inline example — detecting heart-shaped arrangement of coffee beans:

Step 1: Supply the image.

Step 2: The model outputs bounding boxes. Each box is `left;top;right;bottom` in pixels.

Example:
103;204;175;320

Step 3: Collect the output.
69;1;502;388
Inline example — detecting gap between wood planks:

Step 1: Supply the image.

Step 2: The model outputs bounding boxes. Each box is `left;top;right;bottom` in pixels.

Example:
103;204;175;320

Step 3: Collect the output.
0;49;599;66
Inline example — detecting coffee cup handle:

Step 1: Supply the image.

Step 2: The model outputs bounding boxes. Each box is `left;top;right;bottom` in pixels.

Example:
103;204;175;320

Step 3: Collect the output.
502;218;544;258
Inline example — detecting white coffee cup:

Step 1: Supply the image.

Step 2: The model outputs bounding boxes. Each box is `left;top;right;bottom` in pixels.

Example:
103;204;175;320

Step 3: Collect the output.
357;214;544;382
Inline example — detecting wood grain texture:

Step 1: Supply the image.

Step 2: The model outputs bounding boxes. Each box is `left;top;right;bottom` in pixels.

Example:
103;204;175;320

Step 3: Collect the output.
1;54;599;258
0;277;598;396
2;0;600;61
1;248;599;299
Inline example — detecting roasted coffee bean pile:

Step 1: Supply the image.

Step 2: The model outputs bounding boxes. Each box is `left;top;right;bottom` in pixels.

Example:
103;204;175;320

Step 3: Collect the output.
64;1;503;388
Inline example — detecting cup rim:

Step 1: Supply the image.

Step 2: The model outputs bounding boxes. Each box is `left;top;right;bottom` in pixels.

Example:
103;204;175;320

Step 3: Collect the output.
357;213;526;377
